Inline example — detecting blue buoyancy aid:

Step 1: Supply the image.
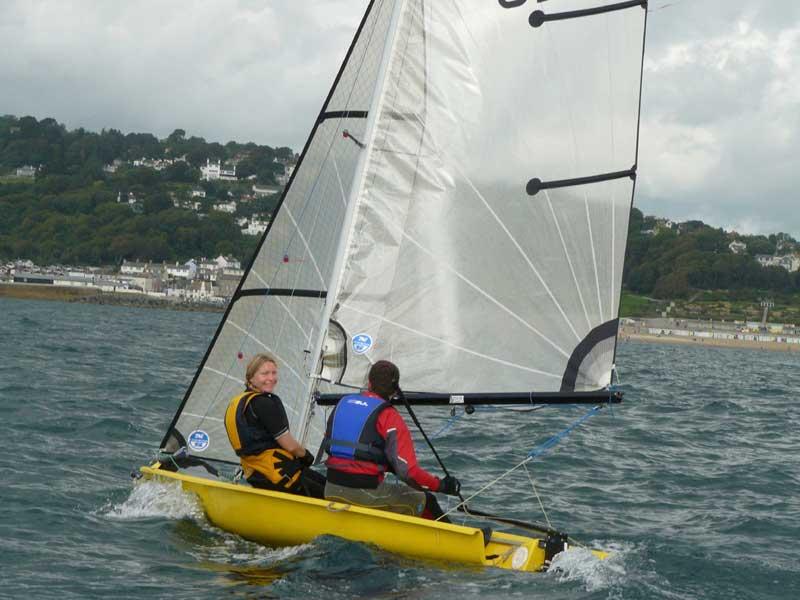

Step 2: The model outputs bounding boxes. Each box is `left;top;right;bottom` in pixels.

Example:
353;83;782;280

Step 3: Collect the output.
323;394;390;464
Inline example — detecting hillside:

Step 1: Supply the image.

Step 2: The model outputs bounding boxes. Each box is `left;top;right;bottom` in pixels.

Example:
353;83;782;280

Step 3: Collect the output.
0;115;292;265
2;114;799;310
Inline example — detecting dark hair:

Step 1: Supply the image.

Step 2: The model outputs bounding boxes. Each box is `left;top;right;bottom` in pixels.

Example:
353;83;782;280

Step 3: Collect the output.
368;360;400;400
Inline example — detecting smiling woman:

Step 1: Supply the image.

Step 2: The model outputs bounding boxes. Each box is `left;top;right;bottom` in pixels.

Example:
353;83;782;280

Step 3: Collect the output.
222;352;326;497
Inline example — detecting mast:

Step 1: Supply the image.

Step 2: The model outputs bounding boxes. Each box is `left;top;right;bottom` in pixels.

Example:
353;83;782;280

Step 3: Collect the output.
298;0;409;445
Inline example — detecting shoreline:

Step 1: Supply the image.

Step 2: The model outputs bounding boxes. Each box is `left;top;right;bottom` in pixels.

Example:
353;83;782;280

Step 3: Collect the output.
0;282;225;312
3;283;798;352
619;327;799;353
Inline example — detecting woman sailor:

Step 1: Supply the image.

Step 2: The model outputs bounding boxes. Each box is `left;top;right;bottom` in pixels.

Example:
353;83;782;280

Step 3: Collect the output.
224;352;326;497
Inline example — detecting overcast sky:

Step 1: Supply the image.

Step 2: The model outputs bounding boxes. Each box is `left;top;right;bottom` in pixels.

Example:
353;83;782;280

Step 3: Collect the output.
2;1;798;237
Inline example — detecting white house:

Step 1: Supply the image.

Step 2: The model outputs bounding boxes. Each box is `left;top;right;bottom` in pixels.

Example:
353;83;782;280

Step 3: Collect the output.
243;219;268;236
165;260;196;279
215;255;241;270
120;260;151;275
779;254;800;272
756;254;800;272
728;240;747;254
212;201;237;214
201;159;237;181
15;165;36;177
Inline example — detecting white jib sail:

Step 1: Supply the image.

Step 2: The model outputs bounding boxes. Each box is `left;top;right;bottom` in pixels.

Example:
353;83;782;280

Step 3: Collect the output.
164;0;403;463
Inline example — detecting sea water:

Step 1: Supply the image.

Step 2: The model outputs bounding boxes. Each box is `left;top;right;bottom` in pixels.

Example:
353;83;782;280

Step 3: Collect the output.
1;296;798;599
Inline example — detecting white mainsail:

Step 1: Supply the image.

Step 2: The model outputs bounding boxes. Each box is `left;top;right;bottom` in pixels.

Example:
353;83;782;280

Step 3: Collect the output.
162;0;647;463
330;0;646;395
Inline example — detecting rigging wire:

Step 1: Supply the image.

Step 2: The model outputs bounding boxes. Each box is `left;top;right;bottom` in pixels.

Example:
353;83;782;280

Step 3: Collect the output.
523;462;553;529
438;405;604;522
399;385;606;541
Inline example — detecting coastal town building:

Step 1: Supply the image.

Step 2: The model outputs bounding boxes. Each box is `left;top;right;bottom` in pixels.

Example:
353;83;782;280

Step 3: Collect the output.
215;255;241;270
252;184;280;197
15;165;36;178
212;200;237;214
755;254;800;272
728;240;747;254
242;219;268;236
165;261;196;280
275;164;295;186
120;260;155;276
200;159;237;182
132;157;185;170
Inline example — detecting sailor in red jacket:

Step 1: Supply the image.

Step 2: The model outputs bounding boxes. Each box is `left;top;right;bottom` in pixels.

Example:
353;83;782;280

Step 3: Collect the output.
323;360;461;521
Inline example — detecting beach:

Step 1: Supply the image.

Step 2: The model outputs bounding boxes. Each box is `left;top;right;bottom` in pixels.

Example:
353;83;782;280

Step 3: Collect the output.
620;323;800;353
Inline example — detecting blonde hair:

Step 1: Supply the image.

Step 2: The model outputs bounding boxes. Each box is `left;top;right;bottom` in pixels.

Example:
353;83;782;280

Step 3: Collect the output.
245;353;278;390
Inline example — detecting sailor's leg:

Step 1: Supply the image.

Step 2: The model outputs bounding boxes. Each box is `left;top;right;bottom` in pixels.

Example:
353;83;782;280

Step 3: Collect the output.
421;492;451;523
298;468;327;499
324;481;427;517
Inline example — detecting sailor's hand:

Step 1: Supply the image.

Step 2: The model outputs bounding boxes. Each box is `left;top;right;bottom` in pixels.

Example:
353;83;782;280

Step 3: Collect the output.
438;475;461;496
299;449;315;467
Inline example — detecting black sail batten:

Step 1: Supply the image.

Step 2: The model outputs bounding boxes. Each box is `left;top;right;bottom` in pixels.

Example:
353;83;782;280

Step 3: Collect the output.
232;288;327;302
529;0;647;28
526;167;636;196
158;0;381;451
560;318;619;392
498;0;528;9
319;110;369;121
316;390;622;407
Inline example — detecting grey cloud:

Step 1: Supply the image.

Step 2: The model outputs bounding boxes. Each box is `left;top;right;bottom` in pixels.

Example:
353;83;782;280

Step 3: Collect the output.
0;0;798;236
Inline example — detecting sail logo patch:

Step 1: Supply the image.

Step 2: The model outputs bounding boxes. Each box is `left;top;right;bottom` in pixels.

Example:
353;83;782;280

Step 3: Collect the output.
352;333;373;354
188;430;210;452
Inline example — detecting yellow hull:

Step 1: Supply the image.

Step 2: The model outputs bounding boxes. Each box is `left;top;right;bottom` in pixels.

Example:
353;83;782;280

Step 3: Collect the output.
141;463;600;572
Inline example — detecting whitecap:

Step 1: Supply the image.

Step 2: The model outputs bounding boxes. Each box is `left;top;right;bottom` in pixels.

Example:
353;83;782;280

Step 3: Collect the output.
549;541;631;592
102;479;204;521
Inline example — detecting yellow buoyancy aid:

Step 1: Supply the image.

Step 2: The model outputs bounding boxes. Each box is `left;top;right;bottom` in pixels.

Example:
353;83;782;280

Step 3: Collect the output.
224;391;302;489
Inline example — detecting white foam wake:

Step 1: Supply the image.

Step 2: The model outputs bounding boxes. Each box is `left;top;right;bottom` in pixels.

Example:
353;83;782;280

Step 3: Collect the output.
549;541;630;592
104;479;205;521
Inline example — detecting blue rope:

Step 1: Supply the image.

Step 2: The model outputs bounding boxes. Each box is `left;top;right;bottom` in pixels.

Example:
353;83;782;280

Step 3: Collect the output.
526;405;602;459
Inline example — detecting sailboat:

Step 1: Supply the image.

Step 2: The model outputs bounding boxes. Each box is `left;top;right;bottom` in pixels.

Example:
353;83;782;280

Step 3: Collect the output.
140;0;648;573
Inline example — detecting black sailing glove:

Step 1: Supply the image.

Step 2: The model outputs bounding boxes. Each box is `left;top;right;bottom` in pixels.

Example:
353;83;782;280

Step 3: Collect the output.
299;449;315;468
438;475;461;496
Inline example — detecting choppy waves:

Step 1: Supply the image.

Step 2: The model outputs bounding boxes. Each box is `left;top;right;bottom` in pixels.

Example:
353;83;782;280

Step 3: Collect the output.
2;298;800;599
